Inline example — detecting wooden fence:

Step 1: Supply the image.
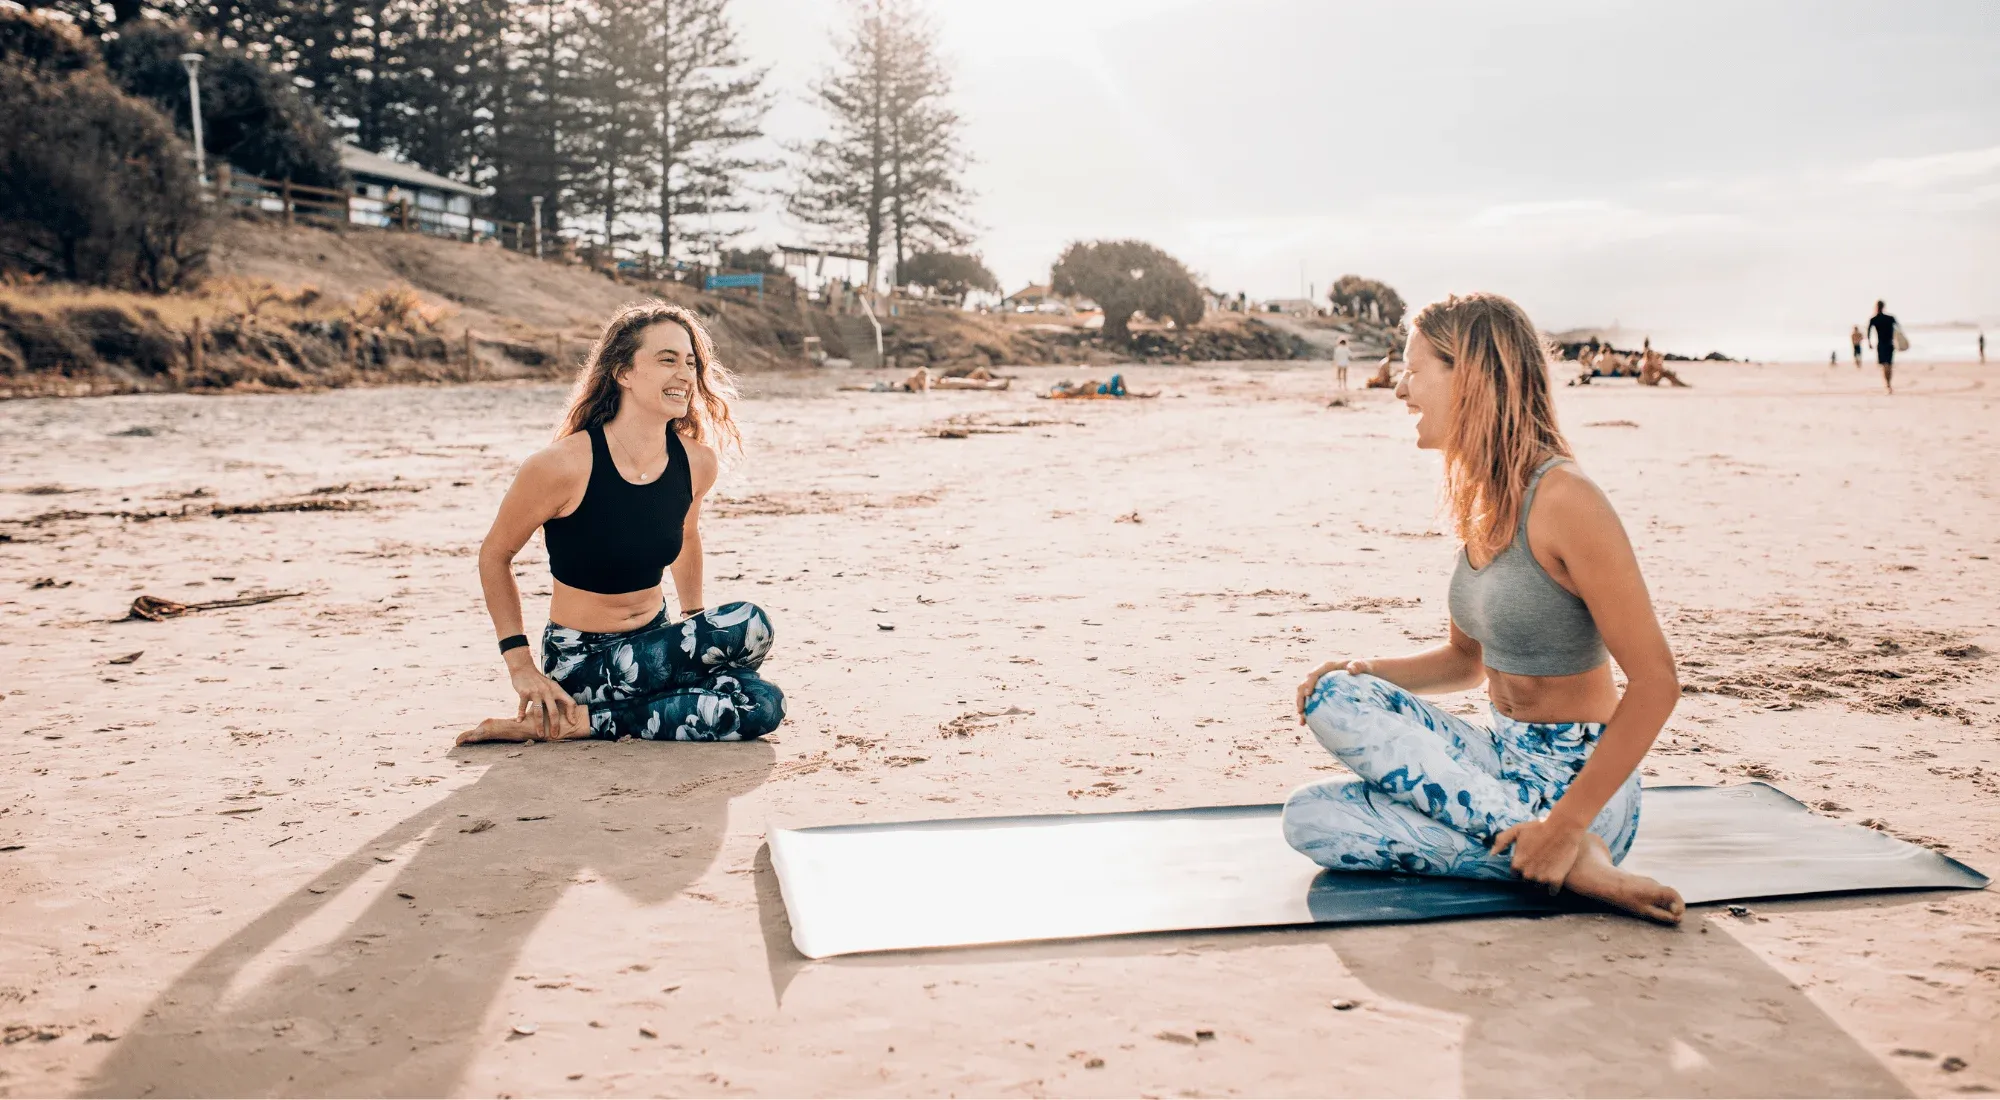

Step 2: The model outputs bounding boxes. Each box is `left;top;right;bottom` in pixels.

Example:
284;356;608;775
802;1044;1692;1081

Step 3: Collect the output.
210;165;539;252
212;166;350;228
205;168;849;310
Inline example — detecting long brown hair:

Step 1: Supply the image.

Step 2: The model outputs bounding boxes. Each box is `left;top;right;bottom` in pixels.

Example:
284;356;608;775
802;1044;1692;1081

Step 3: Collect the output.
556;300;742;453
1410;292;1570;563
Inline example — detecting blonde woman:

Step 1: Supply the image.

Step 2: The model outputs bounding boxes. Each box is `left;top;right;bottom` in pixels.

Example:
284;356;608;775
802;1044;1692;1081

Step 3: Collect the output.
460;301;784;745
1284;293;1683;923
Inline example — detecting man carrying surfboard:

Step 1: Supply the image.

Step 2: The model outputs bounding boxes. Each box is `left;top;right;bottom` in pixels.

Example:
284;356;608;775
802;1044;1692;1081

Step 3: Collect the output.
1866;300;1905;395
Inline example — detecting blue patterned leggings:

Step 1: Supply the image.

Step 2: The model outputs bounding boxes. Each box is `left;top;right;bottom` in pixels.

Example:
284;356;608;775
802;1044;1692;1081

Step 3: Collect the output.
541;601;784;742
1282;671;1641;880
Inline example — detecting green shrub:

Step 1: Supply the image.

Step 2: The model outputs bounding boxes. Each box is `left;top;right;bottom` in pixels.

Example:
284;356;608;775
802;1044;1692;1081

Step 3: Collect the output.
900;251;999;300
0;58;211;290
1328;274;1406;326
1051;240;1204;344
0;5;101;77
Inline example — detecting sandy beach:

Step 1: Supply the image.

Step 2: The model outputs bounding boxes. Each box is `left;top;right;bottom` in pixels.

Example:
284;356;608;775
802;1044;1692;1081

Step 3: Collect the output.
1;357;1995;1098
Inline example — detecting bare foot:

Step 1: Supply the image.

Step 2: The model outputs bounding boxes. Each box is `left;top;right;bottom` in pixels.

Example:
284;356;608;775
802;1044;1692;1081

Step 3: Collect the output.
456;708;591;745
1563;834;1685;924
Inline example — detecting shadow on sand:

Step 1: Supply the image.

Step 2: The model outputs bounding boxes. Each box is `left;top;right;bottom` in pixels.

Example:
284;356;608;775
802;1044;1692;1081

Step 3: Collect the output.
1325;898;1912;1098
756;868;1917;1098
86;740;774;1098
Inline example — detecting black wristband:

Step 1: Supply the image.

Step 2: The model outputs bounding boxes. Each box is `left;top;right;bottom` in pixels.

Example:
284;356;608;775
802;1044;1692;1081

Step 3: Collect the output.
498;634;529;654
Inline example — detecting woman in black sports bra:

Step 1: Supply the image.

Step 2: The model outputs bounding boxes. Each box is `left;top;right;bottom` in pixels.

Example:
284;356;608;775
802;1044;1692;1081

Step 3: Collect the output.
458;301;783;744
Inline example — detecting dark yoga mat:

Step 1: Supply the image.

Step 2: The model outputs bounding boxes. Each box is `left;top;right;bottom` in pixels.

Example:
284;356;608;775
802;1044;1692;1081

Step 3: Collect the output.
768;783;1987;959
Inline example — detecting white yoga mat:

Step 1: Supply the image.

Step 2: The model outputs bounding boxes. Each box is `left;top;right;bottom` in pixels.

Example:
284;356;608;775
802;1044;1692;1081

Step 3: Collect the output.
769;783;1987;959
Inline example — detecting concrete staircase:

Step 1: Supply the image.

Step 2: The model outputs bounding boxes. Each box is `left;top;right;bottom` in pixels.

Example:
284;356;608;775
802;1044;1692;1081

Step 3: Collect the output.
1254;314;1394;360
833;314;883;370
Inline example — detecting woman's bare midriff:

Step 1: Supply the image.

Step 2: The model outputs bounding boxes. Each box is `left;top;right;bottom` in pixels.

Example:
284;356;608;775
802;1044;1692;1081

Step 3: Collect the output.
1484;662;1620;725
548;580;667;634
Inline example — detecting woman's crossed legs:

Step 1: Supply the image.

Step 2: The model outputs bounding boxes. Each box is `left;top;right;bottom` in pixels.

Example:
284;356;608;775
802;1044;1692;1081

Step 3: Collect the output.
1283;671;1679;921
462;601;785;744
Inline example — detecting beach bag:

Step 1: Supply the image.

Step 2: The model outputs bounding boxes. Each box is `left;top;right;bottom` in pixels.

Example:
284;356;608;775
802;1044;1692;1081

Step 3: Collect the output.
1894;324;1910;352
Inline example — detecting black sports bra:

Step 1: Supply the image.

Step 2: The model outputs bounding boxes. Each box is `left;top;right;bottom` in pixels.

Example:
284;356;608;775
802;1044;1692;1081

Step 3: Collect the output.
543;424;693;595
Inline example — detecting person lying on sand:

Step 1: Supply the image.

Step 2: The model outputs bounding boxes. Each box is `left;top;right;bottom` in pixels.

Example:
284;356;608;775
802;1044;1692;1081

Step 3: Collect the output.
933;374;1010;391
1564;344;1594;385
1571;346;1637;386
1043;373;1160;399
1363;355;1398;389
459;301;784;745
1284;292;1685;926
1637;341;1690;387
840;366;933;393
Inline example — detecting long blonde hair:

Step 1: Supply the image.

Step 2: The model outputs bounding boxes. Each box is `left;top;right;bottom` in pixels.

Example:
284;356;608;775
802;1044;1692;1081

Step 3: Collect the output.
556;300;742;453
1410;292;1570;562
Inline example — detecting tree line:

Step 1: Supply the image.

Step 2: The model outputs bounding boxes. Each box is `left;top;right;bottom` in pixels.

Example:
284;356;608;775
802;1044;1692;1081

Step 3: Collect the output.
5;0;1395;339
7;0;976;286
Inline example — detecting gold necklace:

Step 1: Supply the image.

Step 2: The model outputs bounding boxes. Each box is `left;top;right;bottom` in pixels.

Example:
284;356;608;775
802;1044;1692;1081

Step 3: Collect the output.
607;424;665;483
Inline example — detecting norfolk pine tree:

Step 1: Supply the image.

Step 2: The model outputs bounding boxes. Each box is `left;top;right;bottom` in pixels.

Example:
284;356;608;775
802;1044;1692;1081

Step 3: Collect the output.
640;0;770;265
788;0;970;290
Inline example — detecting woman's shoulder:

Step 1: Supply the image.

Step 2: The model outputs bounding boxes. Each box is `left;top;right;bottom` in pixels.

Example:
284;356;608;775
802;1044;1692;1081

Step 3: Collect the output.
675;429;721;494
1532;459;1621;534
1539;458;1605;501
519;431;594;487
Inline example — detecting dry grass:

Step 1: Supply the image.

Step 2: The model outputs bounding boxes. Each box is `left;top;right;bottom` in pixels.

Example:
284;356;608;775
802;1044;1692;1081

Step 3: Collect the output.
0;275;487;397
3;218;1312;399
351;283;456;333
0;275;345;330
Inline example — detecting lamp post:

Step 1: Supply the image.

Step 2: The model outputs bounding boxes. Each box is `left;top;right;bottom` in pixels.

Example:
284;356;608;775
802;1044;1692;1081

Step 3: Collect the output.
531;195;544;259
178;52;206;186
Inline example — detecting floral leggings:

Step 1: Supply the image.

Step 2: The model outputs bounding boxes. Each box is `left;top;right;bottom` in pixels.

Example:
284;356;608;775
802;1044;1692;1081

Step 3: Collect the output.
1282;671;1641;880
541;601;784;742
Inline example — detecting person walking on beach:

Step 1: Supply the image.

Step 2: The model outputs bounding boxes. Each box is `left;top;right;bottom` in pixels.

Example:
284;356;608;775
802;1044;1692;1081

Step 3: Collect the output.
1334;335;1353;392
1980;331;1987;364
1866;300;1899;394
1283;291;1684;925
1851;325;1864;368
460;300;784;744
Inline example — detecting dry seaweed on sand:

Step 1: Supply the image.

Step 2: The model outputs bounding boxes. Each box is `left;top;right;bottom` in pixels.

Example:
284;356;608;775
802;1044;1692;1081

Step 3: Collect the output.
10;492;377;527
122;591;305;622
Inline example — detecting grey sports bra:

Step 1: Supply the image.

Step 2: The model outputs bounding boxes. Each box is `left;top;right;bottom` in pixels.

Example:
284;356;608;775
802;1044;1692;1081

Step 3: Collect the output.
1447;456;1608;677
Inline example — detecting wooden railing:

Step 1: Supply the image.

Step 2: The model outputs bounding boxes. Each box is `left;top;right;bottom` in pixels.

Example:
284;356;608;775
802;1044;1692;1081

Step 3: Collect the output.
210;165;538;250
212;165;352;228
205;166;844;309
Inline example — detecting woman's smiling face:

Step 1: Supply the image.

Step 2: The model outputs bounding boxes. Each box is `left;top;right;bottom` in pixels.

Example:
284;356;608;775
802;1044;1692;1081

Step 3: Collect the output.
619;321;698;419
1396;333;1454;451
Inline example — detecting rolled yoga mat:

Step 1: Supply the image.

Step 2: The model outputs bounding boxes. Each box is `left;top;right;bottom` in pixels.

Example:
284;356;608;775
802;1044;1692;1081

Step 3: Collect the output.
768;783;1987;959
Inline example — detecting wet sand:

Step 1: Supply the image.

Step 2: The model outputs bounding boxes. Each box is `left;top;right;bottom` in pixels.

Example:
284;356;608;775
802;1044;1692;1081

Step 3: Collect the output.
1;358;1994;1097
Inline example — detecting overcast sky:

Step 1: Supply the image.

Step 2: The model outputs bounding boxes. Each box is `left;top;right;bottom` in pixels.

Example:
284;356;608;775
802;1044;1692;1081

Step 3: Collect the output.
732;0;1999;359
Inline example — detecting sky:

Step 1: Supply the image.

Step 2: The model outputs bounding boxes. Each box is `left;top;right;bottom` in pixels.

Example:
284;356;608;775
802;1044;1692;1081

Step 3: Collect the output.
729;0;2000;360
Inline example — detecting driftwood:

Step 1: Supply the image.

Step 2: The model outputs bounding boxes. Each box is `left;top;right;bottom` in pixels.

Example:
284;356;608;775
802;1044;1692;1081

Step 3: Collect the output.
124;591;306;622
